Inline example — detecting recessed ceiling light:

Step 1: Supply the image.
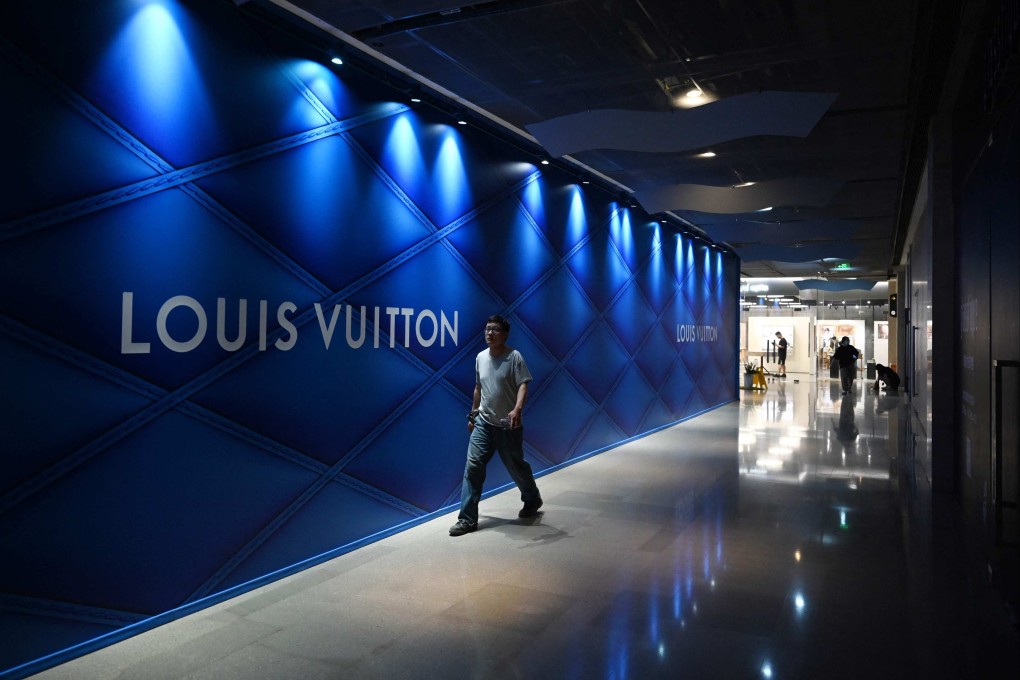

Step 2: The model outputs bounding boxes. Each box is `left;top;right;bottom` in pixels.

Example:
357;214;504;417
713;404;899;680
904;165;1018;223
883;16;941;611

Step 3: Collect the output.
330;56;343;65
734;181;756;188
686;88;703;98
696;151;716;158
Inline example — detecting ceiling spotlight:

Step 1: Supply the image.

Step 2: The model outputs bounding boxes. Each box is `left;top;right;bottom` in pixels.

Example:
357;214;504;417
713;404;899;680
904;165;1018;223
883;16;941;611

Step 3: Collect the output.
734;181;756;188
683;76;705;98
541;159;550;165
696;151;716;158
405;86;424;103
330;56;343;65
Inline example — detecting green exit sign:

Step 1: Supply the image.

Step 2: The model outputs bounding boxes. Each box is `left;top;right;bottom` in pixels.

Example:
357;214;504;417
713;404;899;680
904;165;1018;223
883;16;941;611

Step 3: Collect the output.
834;262;850;270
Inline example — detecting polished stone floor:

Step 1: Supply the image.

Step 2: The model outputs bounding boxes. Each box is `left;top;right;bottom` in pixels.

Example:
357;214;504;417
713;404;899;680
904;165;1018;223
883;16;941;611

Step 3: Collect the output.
34;375;1019;679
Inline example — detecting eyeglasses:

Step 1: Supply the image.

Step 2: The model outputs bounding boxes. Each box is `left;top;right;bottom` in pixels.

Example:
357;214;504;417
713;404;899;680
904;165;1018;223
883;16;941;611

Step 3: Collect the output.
484;327;505;334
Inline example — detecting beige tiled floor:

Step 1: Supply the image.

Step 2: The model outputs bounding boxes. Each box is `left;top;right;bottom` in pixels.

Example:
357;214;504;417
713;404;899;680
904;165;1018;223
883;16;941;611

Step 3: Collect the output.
34;375;1020;679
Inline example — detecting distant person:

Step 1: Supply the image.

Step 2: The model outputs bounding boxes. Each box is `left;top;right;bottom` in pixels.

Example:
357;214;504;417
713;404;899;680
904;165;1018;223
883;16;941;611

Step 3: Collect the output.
774;331;788;377
450;315;543;536
872;363;900;392
831;336;860;395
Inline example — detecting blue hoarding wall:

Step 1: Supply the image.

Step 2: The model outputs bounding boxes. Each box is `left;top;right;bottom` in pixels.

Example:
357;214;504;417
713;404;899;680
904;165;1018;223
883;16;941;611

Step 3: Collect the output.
0;0;738;674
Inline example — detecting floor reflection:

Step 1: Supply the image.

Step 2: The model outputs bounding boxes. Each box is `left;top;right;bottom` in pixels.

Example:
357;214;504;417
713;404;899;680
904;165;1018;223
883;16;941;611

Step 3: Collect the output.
36;373;1020;680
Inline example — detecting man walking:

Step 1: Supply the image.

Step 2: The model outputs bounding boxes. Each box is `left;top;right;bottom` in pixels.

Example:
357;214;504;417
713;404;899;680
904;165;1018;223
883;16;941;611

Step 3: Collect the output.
832;336;860;395
450;315;543;536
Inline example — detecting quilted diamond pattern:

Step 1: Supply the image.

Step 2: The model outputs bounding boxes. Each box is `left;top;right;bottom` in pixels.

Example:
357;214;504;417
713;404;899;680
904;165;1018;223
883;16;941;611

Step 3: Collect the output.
0;1;738;673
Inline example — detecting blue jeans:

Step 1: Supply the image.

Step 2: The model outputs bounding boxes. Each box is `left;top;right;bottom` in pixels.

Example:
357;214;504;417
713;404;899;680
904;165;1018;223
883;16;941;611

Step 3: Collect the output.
458;418;541;525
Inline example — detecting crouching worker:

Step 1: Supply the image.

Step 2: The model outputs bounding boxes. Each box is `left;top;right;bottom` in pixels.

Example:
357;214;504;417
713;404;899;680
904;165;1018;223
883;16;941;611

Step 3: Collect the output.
872;363;900;392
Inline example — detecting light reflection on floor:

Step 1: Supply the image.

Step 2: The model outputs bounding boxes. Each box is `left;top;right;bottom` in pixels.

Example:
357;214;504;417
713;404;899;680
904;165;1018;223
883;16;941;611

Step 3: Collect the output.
35;375;1019;680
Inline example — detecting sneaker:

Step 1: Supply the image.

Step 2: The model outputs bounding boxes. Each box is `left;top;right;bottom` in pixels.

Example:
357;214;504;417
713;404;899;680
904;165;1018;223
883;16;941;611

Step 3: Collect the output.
518;499;544;518
449;520;476;536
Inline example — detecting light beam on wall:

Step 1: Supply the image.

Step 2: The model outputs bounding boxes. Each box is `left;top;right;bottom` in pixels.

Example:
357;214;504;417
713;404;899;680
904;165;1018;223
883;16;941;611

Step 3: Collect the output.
383;114;426;194
99;1;216;158
567;186;588;243
288;59;350;116
434;128;471;220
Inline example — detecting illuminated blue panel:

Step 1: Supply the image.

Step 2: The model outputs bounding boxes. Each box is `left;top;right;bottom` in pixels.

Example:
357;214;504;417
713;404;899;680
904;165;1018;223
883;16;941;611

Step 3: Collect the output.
634;229;672;314
566;231;633;311
641;396;674;432
283;59;360;121
354;242;505;369
681;243;710;321
222;478;421;589
659;361;697;418
565;321;630;403
605;281;658;354
1;337;154;496
2;1;329;167
349;113;531;229
515;268;599;359
634;324;679;390
525;372;599;464
0;63;159;222
610;212;659;273
194;136;433;293
0;0;739;673
190;323;431;467
0;411;318;613
603;364;658;436
521;179;614;256
570;411;627;459
447;198;560;304
341;382;474;510
494;324;559;397
0;190;323;389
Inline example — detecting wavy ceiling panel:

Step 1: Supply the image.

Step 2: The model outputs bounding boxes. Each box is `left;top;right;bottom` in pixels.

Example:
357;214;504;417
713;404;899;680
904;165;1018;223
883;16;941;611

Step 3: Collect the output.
734;242;861;263
703;219;860;244
636;178;845;214
794;278;877;292
526;92;837;157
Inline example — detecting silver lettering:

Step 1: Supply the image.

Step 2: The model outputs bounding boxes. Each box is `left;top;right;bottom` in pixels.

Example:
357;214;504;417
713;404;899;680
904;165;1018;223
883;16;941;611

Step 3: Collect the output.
121;292;151;354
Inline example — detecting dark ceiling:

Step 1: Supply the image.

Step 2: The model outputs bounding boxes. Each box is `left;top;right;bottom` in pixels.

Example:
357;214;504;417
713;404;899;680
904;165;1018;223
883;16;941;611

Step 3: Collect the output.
251;0;927;281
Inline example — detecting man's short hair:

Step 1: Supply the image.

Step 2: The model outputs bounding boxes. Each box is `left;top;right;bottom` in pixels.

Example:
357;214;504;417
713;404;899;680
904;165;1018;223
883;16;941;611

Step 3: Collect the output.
486;315;510;334
774;331;782;336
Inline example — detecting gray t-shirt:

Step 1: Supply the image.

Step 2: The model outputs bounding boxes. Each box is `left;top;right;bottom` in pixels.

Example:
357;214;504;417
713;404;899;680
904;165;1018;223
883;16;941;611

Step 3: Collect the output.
475;348;532;426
